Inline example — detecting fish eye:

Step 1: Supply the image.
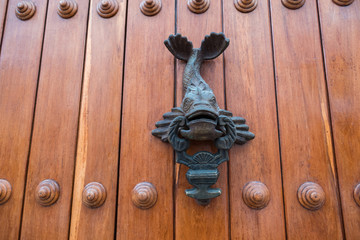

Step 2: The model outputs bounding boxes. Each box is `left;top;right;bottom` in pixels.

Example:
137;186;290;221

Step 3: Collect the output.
210;96;216;104
182;98;193;112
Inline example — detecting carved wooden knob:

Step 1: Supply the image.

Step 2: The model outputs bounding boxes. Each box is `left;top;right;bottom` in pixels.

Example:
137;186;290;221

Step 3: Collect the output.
15;1;36;20
332;0;354;6
234;0;257;13
0;179;12;205
57;0;78;18
281;0;305;9
132;182;157;209
140;0;161;16
82;182;107;208
297;182;325;211
242;181;270;209
97;0;119;18
354;183;360;207
35;179;60;206
187;0;210;14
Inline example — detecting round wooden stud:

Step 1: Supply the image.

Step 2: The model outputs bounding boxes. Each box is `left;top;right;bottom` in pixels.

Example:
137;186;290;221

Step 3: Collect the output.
140;0;161;16
132;182;157;210
234;0;257;13
281;0;305;9
57;0;78;19
297;182;325;211
242;181;270;210
332;0;354;6
354;183;360;207
97;0;119;18
15;1;36;20
82;182;107;208
187;0;210;14
0;179;12;205
35;179;60;206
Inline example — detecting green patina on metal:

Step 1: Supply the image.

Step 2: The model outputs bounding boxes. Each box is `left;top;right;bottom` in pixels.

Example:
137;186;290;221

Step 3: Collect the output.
152;32;255;205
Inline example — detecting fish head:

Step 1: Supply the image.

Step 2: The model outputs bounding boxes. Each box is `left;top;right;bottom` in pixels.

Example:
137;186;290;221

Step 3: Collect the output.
180;82;223;141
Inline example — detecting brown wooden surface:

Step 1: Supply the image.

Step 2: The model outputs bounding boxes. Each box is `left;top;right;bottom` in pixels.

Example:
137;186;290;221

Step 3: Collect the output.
0;0;359;238
270;0;344;239
175;1;229;240
69;0;126;239
318;1;360;239
20;0;89;238
223;1;286;239
116;0;175;239
0;0;47;239
0;0;7;48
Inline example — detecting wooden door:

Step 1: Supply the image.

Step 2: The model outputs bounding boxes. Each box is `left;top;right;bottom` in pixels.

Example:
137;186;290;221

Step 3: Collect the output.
0;0;359;239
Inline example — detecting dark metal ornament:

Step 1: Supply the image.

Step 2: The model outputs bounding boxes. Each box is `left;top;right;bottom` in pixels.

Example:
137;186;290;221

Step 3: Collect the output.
152;32;255;205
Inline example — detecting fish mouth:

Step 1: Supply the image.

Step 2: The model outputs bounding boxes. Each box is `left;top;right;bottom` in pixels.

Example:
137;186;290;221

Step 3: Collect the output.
186;108;218;123
181;108;222;141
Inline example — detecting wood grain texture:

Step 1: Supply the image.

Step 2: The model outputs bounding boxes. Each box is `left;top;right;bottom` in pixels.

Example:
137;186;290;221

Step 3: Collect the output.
223;0;286;239
270;0;344;238
0;0;8;47
318;1;360;238
69;0;126;238
175;1;228;239
116;0;174;239
0;0;47;238
20;0;89;238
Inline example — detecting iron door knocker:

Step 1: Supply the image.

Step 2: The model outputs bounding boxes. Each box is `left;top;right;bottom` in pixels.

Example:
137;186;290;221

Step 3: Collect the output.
152;32;255;205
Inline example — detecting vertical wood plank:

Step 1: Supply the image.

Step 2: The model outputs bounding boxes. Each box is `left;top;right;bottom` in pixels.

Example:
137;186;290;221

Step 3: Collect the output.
223;1;286;239
0;0;47;239
20;0;89;238
69;0;126;239
175;1;229;240
116;0;174;239
318;1;360;239
0;0;8;47
270;0;343;238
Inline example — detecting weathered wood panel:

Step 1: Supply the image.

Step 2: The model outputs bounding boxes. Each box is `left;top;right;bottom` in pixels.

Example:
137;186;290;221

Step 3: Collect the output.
0;0;47;239
69;0;127;239
270;0;343;239
174;1;229;239
20;0;89;238
318;1;360;239
116;0;174;239
0;0;8;48
223;1;286;239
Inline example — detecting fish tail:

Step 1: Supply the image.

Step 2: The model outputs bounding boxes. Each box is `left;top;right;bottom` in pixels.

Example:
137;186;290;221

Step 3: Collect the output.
164;34;193;61
200;32;229;60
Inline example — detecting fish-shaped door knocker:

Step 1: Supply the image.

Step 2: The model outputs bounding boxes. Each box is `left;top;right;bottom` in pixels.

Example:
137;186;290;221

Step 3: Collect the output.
152;32;255;205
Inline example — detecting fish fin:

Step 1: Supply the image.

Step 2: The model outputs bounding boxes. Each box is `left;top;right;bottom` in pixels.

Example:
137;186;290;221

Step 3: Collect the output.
232;116;255;144
152;108;185;142
200;32;229;60
219;109;233;117
164;34;193;61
